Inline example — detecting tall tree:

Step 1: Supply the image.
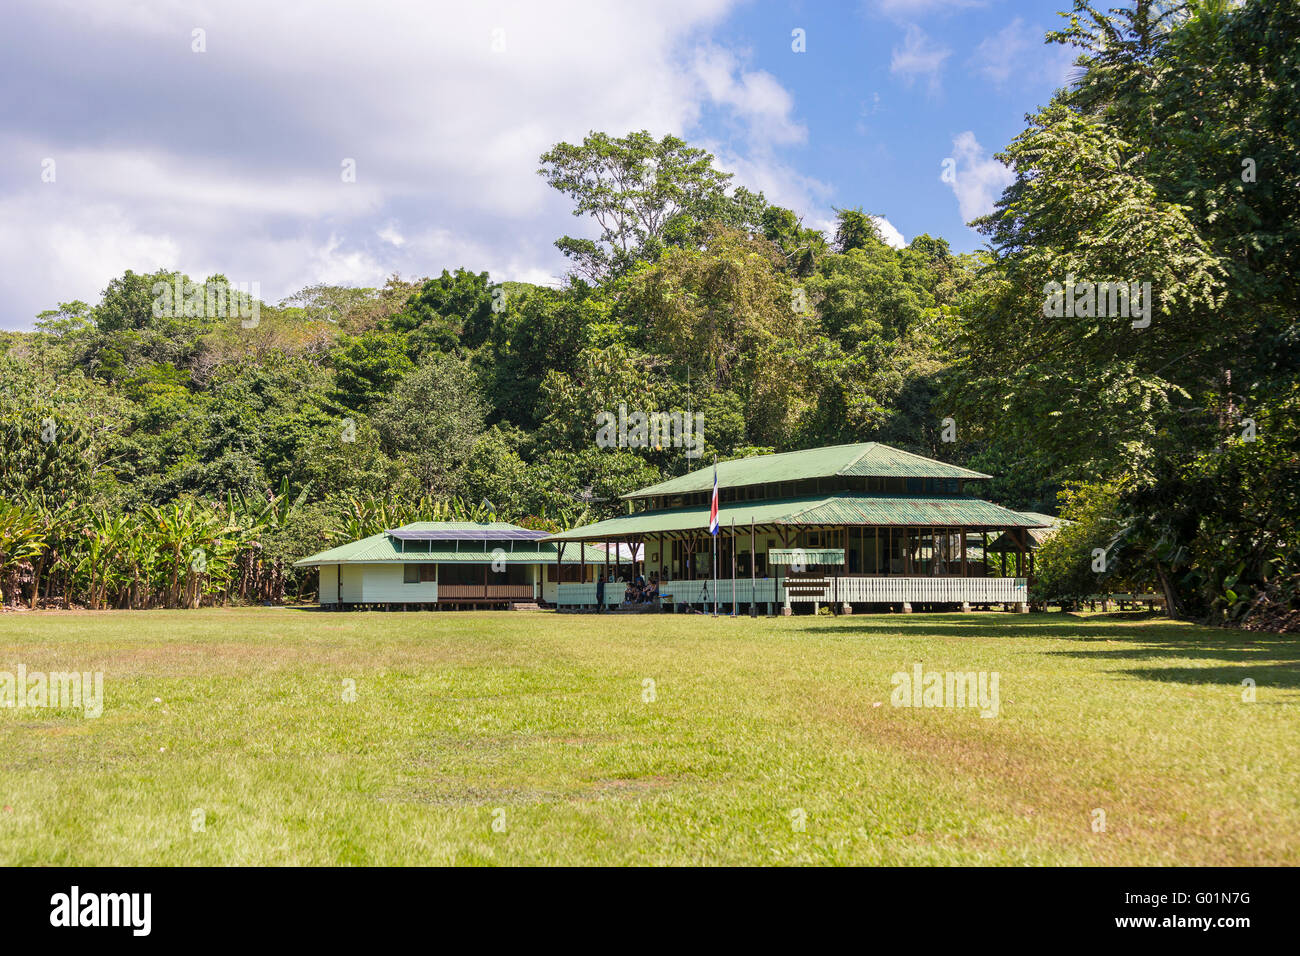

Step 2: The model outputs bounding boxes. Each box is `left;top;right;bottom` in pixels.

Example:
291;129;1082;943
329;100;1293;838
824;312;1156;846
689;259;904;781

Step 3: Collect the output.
538;131;737;281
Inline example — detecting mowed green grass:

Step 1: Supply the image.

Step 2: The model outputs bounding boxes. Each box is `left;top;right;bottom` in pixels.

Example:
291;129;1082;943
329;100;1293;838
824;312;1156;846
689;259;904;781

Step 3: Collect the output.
0;607;1296;866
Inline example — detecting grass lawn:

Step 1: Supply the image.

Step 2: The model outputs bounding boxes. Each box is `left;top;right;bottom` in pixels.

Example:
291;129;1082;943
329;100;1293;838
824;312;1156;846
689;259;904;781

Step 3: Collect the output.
0;607;1296;866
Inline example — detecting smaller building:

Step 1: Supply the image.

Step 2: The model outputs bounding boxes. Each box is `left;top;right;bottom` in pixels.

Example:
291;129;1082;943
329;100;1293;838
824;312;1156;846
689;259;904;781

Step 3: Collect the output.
294;522;604;609
985;512;1065;578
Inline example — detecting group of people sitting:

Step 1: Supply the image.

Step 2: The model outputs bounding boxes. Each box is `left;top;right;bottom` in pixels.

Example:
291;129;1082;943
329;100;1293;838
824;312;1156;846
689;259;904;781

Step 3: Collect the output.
622;572;660;606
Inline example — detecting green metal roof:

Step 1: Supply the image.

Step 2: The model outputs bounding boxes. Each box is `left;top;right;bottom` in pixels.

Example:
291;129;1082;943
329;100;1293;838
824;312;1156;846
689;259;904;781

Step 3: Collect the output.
986;512;1065;551
790;496;1035;526
1015;512;1062;527
389;521;533;533
624;443;989;499
547;494;1048;542
294;532;605;567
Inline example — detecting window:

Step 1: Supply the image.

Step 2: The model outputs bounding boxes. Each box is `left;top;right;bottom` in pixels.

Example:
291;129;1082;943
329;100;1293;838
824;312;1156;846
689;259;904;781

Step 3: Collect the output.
404;564;435;583
546;564;585;582
440;564;482;586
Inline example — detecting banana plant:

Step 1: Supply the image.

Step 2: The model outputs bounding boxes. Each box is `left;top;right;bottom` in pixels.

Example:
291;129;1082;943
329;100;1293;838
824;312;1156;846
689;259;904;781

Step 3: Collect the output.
225;478;311;603
326;493;500;544
0;499;47;606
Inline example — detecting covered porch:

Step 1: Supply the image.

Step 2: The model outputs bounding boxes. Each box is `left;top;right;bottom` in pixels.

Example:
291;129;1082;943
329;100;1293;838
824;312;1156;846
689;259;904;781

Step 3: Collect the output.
549;518;1041;615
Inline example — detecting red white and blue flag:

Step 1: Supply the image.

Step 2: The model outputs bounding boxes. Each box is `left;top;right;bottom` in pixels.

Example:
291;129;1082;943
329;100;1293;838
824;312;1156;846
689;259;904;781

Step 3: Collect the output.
708;463;720;536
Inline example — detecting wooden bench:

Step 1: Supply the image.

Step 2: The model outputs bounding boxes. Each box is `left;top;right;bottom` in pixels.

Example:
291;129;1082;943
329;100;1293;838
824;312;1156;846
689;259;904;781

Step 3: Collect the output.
1084;593;1166;611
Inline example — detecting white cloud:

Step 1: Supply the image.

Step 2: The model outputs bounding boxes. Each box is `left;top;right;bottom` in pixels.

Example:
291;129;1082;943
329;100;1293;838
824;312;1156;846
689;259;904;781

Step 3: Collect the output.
973;19;1032;85
0;197;180;313
943;130;1014;224
971;18;1075;89
0;0;824;328
873;215;906;248
708;143;832;216
873;0;987;20
890;25;951;93
306;235;390;288
689;45;806;146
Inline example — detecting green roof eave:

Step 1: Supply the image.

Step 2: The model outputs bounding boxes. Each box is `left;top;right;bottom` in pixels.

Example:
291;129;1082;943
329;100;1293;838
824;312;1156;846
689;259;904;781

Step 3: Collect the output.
546;494;1049;542
985;512;1066;551
623;442;990;499
294;534;605;568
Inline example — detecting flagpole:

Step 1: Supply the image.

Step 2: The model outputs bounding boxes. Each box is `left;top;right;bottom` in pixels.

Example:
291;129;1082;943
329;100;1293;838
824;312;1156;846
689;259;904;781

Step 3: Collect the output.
711;457;718;617
712;520;722;624
712;529;717;617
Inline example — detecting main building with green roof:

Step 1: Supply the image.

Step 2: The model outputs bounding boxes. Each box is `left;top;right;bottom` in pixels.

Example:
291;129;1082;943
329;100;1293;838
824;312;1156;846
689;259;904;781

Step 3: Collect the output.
546;442;1049;614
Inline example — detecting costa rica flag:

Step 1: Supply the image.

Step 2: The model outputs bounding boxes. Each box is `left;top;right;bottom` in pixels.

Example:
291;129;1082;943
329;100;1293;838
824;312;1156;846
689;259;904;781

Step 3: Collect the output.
708;463;719;536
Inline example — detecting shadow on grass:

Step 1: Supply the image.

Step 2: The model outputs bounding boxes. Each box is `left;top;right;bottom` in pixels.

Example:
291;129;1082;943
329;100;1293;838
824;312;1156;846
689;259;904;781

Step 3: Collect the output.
1051;634;1300;689
799;612;1186;642
802;613;1300;689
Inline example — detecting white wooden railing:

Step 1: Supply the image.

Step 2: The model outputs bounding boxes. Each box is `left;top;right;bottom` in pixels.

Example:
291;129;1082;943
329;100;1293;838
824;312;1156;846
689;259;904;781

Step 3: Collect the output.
556;577;1026;607
438;584;533;600
831;576;1026;604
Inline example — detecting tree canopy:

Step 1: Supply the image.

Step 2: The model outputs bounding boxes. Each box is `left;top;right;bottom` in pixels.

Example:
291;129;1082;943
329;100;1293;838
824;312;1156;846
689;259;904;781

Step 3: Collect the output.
0;0;1293;626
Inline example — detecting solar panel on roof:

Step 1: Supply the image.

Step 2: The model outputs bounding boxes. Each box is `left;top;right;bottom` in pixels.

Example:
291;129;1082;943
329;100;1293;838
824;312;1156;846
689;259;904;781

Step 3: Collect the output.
385;527;548;541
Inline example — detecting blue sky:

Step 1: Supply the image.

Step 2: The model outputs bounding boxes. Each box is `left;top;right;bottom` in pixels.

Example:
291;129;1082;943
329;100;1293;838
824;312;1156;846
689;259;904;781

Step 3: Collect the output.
705;0;1076;247
0;0;1079;328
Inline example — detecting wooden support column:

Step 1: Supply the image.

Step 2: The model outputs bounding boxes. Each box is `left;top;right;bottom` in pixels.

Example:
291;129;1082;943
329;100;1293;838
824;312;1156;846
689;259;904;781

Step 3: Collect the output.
730;521;737;615
555;542;565;607
750;517;756;614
